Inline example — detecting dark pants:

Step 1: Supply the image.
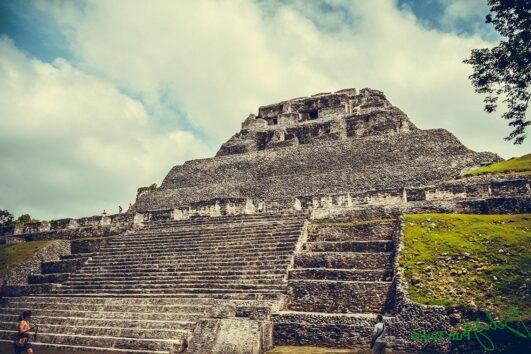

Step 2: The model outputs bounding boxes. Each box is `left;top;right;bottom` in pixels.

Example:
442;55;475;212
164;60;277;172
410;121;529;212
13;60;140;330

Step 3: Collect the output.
372;341;386;354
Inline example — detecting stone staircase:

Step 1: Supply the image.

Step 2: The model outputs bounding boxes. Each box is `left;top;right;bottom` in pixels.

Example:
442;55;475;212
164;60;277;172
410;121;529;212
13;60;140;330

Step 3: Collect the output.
0;212;307;353
273;217;398;348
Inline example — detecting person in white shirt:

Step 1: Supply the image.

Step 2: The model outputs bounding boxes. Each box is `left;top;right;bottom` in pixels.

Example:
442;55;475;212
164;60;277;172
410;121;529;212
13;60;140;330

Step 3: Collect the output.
371;314;387;354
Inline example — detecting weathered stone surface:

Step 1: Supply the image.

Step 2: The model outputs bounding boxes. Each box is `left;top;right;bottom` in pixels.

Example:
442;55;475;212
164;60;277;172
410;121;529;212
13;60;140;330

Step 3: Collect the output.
187;318;272;354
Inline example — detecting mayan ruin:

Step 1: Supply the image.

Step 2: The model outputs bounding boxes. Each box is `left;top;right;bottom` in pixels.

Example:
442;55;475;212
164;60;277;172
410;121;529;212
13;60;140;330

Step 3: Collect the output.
1;86;529;353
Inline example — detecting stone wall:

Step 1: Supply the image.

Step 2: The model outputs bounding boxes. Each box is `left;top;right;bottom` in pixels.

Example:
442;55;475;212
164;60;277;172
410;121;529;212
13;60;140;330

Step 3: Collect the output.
0;240;70;286
0;212;136;241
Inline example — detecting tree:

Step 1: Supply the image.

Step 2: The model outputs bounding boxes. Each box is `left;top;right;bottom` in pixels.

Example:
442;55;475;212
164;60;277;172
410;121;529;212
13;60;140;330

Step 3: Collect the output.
463;0;530;144
16;214;32;225
136;183;159;198
0;209;14;227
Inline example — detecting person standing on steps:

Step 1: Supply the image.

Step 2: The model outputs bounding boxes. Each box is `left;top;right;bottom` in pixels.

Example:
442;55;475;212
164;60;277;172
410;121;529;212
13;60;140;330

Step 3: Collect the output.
14;310;34;354
370;314;387;354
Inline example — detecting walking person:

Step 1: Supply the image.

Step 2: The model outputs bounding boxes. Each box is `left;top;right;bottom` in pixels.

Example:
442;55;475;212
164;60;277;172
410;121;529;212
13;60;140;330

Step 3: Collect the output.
14;310;34;354
370;314;386;354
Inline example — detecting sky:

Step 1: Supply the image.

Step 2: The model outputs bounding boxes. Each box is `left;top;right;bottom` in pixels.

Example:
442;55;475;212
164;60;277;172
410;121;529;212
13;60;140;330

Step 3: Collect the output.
0;0;529;221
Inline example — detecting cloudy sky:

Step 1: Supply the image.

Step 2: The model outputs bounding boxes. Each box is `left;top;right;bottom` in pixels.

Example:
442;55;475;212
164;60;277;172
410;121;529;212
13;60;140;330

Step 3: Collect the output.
0;0;529;221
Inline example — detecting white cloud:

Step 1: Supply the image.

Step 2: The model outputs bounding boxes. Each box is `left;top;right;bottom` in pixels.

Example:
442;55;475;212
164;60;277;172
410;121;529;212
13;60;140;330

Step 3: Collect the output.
1;0;528;219
0;37;210;219
34;0;529;158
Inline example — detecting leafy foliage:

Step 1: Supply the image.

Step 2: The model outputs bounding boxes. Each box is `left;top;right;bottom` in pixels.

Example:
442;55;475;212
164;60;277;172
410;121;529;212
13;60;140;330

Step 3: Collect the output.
463;152;531;175
463;0;530;144
14;214;40;227
0;209;14;227
136;183;159;198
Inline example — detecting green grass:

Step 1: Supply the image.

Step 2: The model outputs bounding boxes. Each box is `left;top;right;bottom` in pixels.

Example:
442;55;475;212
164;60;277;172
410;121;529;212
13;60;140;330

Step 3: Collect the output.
463;153;531;176
401;214;531;313
0;241;53;276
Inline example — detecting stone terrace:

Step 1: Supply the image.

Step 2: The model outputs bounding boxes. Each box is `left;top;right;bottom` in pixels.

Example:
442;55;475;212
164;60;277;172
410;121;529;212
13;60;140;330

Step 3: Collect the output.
274;216;400;348
0;212;307;353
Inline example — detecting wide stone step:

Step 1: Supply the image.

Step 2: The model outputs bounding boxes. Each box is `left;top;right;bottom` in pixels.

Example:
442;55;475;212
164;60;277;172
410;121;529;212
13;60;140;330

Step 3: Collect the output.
88;253;292;265
0;307;206;322
58;284;285;292
105;238;299;251
61;279;285;287
88;250;294;262
0;315;193;332
126;225;304;240
1;299;213;314
41;258;89;274
85;257;291;269
2;296;218;306
0;339;168;353
117;226;302;241
0;329;179;352
0;321;189;340
288;268;392;282
79;260;290;271
105;236;298;247
287;279;392;313
142;217;305;231
28;273;70;284
64;278;285;286
294;252;392;269
60;254;94;260
303;240;393;252
69;270;287;279
307;221;395;242
77;265;289;274
95;243;296;255
144;214;302;226
45;292;283;300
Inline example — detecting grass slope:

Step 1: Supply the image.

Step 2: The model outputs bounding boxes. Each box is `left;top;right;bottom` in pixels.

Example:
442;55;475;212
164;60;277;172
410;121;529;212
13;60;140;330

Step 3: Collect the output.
463;153;531;176
401;214;530;313
0;241;52;276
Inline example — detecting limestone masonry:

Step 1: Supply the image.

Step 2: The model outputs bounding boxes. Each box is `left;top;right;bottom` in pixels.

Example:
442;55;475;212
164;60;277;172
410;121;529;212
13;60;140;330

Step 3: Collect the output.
0;88;529;354
135;88;500;211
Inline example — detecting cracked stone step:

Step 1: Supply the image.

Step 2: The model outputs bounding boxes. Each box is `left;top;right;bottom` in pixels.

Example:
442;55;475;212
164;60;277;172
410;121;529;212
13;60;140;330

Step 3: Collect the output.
303;240;393;252
288;268;393;281
294;252;392;269
287;279;392;313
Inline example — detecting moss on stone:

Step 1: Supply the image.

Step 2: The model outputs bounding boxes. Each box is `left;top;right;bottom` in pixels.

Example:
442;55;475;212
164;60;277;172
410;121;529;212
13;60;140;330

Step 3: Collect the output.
0;241;53;276
400;213;531;313
463;153;531;176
